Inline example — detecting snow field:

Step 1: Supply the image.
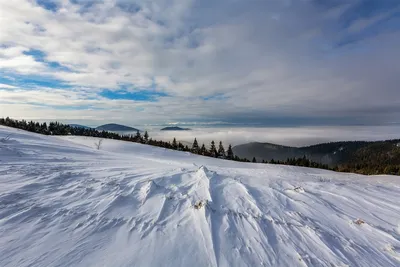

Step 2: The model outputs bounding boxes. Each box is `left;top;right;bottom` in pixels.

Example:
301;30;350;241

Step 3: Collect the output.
0;125;400;266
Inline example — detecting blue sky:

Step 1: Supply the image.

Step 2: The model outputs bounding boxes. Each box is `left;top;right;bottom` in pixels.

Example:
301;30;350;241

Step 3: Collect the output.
0;0;399;127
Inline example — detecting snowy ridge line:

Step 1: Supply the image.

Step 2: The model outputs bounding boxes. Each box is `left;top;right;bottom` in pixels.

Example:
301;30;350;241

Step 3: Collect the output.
0;126;400;266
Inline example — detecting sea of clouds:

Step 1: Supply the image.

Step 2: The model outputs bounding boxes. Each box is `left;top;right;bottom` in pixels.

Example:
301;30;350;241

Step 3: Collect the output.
136;125;400;147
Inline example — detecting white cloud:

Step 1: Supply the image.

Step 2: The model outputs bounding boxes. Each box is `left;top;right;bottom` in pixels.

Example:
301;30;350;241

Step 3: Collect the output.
0;0;399;126
0;83;17;89
147;126;400;147
0;45;47;74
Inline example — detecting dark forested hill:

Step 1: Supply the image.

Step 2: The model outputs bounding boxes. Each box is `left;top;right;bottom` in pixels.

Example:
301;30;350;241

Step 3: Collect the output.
69;124;91;129
160;126;191;131
232;142;301;162
96;123;140;132
234;140;400;175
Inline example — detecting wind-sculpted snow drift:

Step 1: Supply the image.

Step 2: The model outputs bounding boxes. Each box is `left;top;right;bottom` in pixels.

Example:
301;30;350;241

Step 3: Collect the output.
0;126;399;267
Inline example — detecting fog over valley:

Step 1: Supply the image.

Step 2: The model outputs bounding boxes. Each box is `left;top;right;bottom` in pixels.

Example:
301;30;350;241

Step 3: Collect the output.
124;125;400;147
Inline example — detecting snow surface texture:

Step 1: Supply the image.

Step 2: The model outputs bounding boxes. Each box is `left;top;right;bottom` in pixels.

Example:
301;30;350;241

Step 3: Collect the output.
0;125;400;267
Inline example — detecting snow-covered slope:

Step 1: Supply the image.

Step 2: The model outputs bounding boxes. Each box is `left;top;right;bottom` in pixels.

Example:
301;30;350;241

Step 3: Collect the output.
1;125;399;267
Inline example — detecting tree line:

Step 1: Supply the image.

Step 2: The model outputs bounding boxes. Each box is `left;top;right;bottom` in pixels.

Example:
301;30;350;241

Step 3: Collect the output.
0;117;343;169
0;117;247;162
335;142;400;175
259;156;330;170
3;117;397;175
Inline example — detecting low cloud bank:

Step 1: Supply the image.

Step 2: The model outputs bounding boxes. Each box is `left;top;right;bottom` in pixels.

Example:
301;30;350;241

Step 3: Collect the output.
144;126;400;147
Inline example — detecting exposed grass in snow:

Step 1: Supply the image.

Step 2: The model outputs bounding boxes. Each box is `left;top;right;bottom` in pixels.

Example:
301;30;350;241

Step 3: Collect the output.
0;125;400;267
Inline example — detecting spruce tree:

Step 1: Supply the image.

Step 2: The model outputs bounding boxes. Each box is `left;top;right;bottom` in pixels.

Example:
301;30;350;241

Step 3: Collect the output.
252;157;257;163
41;122;48;134
144;131;149;143
135;130;142;143
200;144;206;155
218;141;225;158
226;144;234;159
210;141;217;157
172;138;178;149
178;142;184;151
192;138;199;153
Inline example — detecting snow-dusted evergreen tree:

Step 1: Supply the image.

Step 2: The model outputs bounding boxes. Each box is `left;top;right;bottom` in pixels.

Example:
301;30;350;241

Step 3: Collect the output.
178;142;184;151
172;138;178;149
135;130;142;143
144;131;149;143
192;138;199;153
218;141;225;158
210;141;217;157
226;144;234;159
200;144;207;155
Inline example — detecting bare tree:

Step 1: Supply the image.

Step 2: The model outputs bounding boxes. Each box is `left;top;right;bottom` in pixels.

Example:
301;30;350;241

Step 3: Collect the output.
94;139;103;150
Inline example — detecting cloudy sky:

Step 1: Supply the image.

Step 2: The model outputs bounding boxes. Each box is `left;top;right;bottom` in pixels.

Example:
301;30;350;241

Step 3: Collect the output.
0;0;400;128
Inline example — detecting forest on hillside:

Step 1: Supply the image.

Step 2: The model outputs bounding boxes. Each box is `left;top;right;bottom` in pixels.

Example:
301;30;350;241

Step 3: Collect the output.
1;117;399;175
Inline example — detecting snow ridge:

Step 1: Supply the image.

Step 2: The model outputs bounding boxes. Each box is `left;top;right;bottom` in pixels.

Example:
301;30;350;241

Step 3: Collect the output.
0;126;400;267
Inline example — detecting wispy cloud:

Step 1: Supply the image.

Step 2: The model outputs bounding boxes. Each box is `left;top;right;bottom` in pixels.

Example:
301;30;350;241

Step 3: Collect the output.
0;83;17;89
0;0;399;126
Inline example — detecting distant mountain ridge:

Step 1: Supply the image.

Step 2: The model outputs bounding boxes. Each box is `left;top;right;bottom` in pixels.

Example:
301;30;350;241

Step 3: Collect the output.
160;126;191;131
233;142;301;162
233;140;400;172
96;123;140;132
232;141;367;165
69;124;92;129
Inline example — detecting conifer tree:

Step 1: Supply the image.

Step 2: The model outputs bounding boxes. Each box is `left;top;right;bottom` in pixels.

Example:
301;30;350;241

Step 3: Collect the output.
210;140;217;157
218;141;225;158
135;130;142;143
144;131;149;143
172;138;178;149
226;144;234;159
192;138;199;153
200;144;207;155
178;142;184;151
41;122;48;134
252;157;257;163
